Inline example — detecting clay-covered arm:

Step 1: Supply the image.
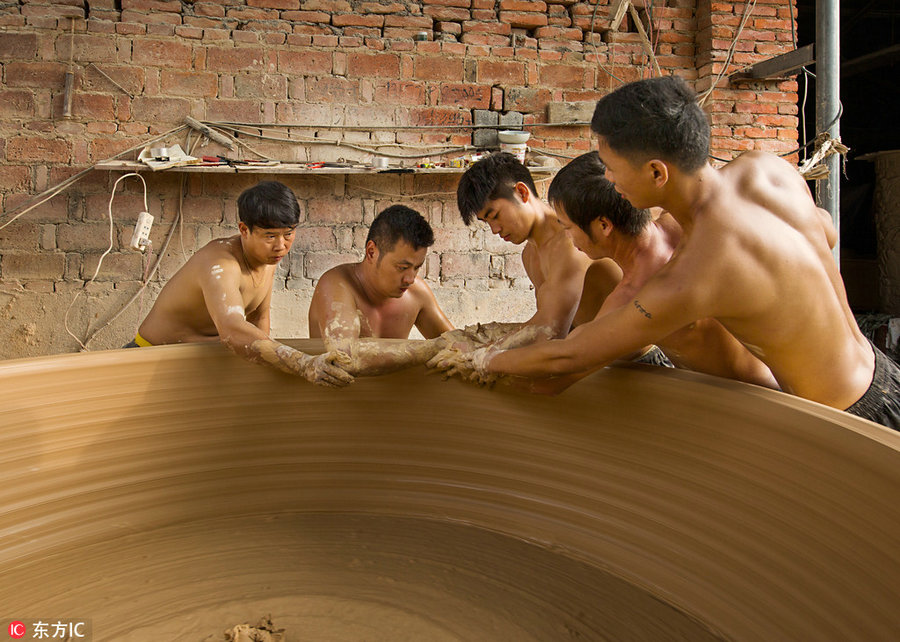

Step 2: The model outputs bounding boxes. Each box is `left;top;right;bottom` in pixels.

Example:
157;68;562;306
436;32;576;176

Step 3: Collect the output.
338;337;447;377
312;284;446;376
203;263;353;387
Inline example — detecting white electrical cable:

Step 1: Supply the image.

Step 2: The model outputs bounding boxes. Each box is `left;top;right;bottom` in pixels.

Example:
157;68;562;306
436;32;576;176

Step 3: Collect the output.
64;172;148;351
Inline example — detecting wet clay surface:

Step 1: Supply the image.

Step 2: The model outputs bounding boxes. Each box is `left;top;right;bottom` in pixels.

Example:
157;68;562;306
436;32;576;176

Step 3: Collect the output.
2;341;900;640
3;513;718;641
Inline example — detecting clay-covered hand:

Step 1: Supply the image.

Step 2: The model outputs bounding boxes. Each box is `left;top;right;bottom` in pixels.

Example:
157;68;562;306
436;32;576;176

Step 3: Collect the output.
297;350;355;388
427;344;501;387
437;327;485;352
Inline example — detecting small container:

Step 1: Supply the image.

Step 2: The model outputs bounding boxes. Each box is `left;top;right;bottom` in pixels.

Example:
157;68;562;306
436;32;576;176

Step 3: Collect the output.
371;156;389;169
414;32;429;42
498;130;530;163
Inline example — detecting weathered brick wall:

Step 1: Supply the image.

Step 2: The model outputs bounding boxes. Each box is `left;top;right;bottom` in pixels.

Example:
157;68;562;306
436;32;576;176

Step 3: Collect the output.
0;0;798;359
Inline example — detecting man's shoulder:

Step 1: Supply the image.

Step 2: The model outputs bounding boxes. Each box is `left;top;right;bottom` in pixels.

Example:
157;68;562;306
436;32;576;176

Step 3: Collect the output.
188;237;241;270
312;262;359;293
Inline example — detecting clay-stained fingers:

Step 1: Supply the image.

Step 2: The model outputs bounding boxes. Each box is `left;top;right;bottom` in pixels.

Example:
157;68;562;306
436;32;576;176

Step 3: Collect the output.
317;353;355;387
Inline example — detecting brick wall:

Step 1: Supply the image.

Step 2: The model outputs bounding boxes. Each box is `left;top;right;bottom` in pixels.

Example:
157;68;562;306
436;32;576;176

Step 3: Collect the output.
0;0;798;358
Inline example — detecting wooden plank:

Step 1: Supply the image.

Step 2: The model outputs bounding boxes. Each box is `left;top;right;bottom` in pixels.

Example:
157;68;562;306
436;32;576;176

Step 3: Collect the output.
730;44;815;81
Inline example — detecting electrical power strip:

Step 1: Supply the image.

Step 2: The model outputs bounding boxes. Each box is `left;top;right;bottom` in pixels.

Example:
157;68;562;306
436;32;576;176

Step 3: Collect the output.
130;211;154;251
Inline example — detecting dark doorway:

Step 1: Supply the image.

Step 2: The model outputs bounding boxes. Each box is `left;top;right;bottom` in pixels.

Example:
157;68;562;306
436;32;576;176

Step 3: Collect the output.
795;0;900;312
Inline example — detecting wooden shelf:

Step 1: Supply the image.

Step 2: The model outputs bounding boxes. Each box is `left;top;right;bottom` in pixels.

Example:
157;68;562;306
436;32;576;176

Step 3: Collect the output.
94;160;557;175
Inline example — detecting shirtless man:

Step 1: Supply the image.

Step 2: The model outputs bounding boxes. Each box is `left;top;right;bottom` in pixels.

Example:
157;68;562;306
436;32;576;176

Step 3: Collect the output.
308;204;454;375
130;180;353;388
451;152;620;351
546;150;777;388
433;76;899;429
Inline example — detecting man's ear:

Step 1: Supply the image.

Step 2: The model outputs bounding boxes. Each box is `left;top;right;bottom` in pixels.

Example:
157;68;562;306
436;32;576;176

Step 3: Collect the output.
364;239;379;262
514;181;532;203
647;159;669;188
238;222;250;238
594;217;614;238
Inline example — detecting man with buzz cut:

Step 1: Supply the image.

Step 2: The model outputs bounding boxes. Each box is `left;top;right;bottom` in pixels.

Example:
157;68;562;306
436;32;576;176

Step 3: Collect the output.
308;204;455;376
449;152;621;353
130;180;354;388
431;76;899;430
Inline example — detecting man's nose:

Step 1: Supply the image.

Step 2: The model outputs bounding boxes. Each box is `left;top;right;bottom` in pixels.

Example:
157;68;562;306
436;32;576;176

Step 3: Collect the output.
489;220;501;234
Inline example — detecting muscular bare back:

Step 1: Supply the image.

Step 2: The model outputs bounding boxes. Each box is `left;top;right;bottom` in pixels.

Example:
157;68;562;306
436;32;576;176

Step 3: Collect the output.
656;152;872;407
139;236;274;345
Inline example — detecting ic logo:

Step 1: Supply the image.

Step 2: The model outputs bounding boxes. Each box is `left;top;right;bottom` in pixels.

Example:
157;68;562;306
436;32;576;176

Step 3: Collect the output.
7;621;26;639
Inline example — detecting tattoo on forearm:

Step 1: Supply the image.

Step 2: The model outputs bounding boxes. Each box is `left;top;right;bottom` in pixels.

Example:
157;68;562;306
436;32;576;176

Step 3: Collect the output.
633;299;652;319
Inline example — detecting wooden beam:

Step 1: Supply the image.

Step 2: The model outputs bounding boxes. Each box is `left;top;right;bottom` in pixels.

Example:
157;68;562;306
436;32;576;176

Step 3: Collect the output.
609;0;630;32
730;44;814;81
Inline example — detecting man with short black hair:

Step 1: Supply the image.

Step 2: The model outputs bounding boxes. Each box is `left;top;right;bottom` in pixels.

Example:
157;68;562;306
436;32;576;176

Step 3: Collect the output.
130;180;353;387
452;152;621;351
433;76;899;430
308;204;454;375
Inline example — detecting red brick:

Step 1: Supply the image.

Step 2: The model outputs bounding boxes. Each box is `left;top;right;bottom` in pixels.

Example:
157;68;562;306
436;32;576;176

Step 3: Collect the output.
234;73;287;99
306;76;359;103
477;59;525;84
160;69;217;97
408;107;472;126
462;20;512;36
120;9;182;24
194;2;224;16
1;252;66;280
436;20;462;35
360;1;407;13
347;52;400;78
0;222;40;250
423;5;471;20
0;90;35;118
539;63;586;88
414;56;464;82
225;7;277;20
384;14;432;28
205;99;261;122
132;39;192;68
122;0;181;11
5;62;67;88
424;0;471;6
499;0;546;9
59;34;118;63
7;137;71;163
302;0;351;11
333;13;384;27
207;46;276;72
735;101;777;114
440;84;490;109
373;80;427;105
130;96;192;123
0;32;39;60
0;165;30;192
534;26;582;40
175;25;204;39
282;9;329;21
277;50;332;75
248;0;299;7
73;93;116;120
